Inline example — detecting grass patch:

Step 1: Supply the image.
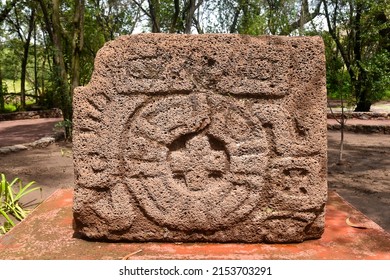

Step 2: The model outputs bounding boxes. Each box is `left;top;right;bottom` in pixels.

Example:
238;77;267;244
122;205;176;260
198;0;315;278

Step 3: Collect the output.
383;90;390;100
3;103;17;113
3;79;34;93
1;79;38;112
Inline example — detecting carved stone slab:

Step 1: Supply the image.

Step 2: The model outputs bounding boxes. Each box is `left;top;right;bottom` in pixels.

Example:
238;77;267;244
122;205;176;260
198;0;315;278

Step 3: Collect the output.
73;34;327;243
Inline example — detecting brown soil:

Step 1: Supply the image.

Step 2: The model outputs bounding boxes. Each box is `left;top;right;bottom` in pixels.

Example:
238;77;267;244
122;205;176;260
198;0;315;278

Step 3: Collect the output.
327;131;390;232
1;131;389;232
0;142;73;208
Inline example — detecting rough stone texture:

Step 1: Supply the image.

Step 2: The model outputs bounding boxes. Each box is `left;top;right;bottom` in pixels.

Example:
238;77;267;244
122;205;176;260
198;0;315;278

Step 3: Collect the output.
73;34;327;243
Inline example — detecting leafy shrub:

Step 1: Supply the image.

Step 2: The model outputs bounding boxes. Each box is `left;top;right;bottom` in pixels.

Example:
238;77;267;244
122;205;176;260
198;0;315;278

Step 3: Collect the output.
0;174;41;235
55;119;72;141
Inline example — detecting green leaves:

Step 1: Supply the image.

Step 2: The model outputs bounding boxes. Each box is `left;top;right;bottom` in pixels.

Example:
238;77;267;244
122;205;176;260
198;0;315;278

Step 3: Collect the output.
0;173;41;235
55;119;73;141
323;0;390;110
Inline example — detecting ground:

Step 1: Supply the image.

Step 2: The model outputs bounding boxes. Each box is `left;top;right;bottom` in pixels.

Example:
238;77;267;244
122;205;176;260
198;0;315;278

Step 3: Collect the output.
1;130;389;232
327;131;390;231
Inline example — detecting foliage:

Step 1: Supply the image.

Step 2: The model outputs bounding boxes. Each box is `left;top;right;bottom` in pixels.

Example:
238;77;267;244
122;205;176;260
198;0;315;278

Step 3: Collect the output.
0;0;389;117
0;80;7;112
1;81;7;94
323;32;353;101
360;50;390;103
322;0;390;111
0;173;41;235
55;119;73;141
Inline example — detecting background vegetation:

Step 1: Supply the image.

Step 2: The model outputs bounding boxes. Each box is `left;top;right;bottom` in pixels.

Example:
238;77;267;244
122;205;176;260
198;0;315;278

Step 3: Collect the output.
1;173;41;234
0;0;389;118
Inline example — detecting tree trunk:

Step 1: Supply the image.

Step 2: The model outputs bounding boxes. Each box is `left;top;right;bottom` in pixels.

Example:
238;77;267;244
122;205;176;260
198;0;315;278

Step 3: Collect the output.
229;3;242;33
70;0;85;95
0;63;4;112
169;0;180;33
354;83;371;112
148;0;160;33
33;18;39;103
184;0;196;34
338;92;345;164
20;9;35;110
241;0;250;33
354;99;371;112
52;0;72;138
353;2;371;112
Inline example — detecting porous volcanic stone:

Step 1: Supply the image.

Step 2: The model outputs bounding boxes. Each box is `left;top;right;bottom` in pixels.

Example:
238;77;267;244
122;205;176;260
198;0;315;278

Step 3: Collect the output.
73;34;327;243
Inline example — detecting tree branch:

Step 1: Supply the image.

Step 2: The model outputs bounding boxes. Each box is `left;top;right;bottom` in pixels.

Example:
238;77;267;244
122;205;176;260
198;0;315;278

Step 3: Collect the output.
192;14;203;34
148;0;160;33
322;0;354;81
0;0;18;23
281;0;322;35
169;0;180;33
37;0;54;43
184;0;196;33
131;0;151;18
229;2;242;33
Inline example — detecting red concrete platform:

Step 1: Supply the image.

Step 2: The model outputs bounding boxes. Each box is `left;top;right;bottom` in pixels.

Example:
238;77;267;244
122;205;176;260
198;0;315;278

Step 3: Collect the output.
0;189;389;260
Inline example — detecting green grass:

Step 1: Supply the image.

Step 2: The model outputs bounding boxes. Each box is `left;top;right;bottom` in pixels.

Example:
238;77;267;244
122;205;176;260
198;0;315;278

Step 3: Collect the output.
3;103;17;113
1;79;37;112
383;90;390;100
3;79;34;93
1;100;37;113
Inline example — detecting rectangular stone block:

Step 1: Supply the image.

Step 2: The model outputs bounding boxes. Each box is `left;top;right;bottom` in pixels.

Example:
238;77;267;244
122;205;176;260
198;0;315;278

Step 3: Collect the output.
73;34;327;243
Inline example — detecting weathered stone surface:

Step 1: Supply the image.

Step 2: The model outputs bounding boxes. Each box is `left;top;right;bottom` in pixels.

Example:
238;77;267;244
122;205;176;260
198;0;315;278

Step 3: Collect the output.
73;34;327;243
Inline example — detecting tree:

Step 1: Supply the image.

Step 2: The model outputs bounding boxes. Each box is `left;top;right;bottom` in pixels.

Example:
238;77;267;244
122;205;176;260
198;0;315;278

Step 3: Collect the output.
80;0;140;86
70;0;85;96
323;0;390;112
0;0;17;23
1;0;388;118
132;0;205;33
0;52;4;111
198;0;322;35
36;0;88;126
89;0;140;41
38;0;71;124
6;1;36;110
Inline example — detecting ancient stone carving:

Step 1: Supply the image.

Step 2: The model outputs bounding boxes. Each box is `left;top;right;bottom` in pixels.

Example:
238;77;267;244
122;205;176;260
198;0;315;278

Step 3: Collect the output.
73;34;327;243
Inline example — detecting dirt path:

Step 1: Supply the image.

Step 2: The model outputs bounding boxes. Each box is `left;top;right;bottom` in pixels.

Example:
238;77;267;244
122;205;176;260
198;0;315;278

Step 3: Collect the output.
0;118;63;147
327;131;390;231
0;142;73;206
0;131;389;232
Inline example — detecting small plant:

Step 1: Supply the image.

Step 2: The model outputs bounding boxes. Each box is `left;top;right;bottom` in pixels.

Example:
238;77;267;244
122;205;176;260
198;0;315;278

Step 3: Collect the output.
55;119;72;141
60;148;73;158
0;174;41;235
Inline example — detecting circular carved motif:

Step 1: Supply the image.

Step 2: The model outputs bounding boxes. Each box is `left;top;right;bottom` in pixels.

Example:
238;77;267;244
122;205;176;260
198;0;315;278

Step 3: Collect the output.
121;93;269;231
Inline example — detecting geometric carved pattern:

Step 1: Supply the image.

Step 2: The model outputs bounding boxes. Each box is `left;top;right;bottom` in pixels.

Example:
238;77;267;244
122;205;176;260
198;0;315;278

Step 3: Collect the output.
73;34;328;243
122;94;267;231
